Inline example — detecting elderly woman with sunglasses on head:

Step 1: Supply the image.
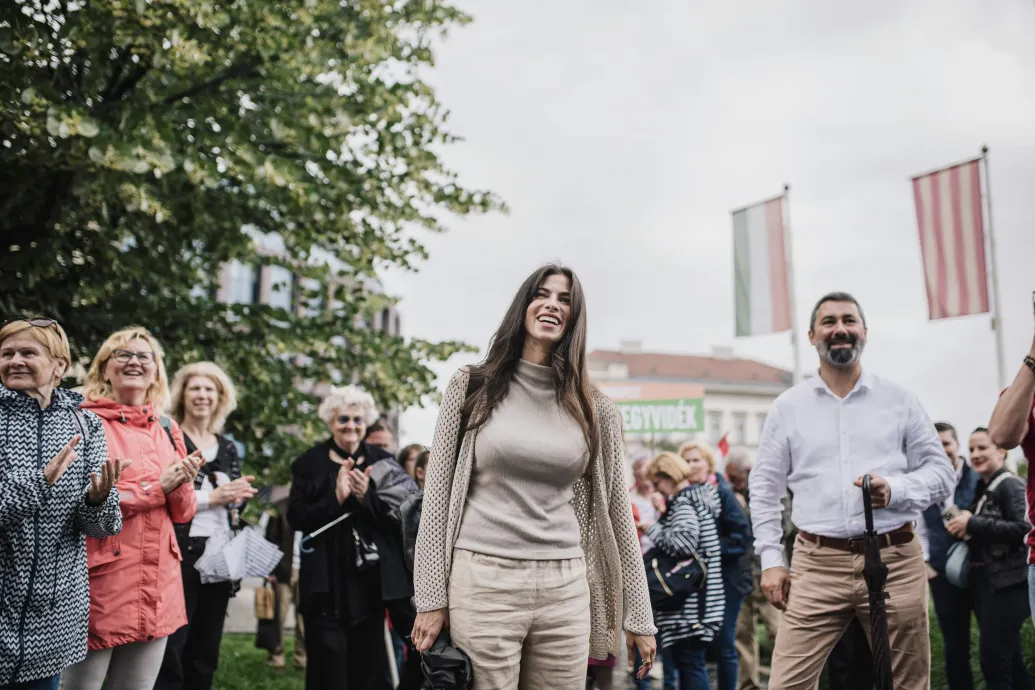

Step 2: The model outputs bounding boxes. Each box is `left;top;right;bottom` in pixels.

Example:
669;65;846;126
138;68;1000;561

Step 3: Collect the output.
0;318;123;690
287;385;421;690
62;327;202;690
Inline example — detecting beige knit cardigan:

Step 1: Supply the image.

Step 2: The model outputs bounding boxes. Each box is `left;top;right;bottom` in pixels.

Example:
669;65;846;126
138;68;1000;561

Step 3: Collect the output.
413;368;657;660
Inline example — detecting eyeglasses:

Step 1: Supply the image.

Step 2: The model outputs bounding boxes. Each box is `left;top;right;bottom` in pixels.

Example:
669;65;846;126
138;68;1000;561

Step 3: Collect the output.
112;349;155;364
335;415;366;426
3;317;58;329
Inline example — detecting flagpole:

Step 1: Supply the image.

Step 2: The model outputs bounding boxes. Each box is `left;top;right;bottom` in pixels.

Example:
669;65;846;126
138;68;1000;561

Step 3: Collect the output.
981;145;1008;391
783;183;804;384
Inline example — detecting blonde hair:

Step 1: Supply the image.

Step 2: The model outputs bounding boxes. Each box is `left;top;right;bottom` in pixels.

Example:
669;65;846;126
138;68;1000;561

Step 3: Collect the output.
678;441;717;474
644;451;691;484
317;384;379;426
169;362;238;434
83;327;171;412
0;320;72;375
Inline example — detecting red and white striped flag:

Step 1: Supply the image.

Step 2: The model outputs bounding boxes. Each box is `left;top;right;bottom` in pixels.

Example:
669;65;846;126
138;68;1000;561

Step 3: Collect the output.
911;158;990;320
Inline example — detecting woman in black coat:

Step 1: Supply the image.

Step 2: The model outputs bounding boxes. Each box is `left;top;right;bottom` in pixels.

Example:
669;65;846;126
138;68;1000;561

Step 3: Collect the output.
287;385;420;690
946;427;1034;690
156;362;256;690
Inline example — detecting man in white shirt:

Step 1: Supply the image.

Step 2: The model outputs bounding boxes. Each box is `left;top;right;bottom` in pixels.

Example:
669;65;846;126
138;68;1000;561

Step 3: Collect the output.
749;292;954;690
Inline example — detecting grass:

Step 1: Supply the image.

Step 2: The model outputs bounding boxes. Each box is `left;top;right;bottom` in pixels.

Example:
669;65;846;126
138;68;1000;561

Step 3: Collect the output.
214;634;305;690
214;613;1035;690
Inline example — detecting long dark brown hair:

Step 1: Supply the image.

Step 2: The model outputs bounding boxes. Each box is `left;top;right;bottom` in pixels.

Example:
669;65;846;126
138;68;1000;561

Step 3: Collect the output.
463;264;599;461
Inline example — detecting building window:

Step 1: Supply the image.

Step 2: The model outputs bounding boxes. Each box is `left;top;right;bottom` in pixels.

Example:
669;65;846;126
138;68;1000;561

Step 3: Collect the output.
381;307;392;332
733;413;747;445
298;277;323;317
707;411;723;444
224;260;257;305
266;265;294;311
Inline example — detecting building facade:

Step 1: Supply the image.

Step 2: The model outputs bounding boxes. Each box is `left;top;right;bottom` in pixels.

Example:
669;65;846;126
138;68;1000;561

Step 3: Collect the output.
214;257;404;442
588;342;793;466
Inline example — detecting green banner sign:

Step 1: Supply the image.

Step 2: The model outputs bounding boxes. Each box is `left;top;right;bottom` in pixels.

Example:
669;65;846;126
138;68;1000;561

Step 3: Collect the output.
615;398;704;435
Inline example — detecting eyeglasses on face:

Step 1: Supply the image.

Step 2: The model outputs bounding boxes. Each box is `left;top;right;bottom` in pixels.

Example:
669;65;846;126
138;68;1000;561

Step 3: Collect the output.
3;317;58;329
335;415;366;426
112;349;155;364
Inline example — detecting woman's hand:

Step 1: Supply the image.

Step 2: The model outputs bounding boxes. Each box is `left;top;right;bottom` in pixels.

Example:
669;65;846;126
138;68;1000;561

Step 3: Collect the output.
160;451;204;494
411;608;449;653
335;459;355;504
210;475;257;506
86;458;132;505
349;467;372;505
44;434;82;486
946;510;972;538
626;632;657;680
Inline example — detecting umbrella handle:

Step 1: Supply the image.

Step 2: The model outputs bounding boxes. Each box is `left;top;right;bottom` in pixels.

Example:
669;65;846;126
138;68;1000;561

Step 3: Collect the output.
862;473;876;535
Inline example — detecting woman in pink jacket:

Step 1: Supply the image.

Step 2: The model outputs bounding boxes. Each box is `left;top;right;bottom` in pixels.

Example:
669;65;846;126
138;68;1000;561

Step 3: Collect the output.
62;327;202;690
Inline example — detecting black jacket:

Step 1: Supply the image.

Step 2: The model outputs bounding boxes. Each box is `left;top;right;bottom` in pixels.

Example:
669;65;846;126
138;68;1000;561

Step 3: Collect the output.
923;462;980;573
968;468;1030;592
715;475;753;598
287;440;413;626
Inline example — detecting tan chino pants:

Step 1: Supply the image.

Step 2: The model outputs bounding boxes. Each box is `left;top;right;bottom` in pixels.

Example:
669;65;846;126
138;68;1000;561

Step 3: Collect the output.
768;533;929;690
448;548;591;690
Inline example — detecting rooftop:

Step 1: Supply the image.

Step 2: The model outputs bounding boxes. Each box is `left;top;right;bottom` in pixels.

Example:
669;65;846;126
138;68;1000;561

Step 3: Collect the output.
588;347;793;387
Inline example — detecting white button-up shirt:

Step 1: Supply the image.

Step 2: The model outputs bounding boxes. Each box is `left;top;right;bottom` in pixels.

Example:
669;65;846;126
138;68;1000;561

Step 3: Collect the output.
749;370;954;572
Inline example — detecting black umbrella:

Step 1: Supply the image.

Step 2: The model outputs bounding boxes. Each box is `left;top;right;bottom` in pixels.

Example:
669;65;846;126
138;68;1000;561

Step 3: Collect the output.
861;474;894;690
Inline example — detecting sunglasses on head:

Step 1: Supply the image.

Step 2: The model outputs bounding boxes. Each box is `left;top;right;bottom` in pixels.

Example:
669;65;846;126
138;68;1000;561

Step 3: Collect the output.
336;415;366;426
3;317;58;329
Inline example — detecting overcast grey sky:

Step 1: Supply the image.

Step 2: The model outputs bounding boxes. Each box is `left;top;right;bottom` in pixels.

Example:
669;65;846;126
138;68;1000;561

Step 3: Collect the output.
382;0;1035;452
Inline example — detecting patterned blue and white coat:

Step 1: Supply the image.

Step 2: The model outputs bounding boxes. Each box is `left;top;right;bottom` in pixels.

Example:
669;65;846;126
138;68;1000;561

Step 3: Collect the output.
0;384;123;685
646;482;726;648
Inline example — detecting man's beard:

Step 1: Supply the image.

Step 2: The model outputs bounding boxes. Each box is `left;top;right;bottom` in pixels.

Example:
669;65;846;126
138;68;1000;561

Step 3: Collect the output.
817;333;864;368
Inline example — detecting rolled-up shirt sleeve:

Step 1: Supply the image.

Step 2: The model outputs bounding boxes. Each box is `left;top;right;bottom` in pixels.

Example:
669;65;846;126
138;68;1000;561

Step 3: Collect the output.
749;404;792;572
885;395;954;513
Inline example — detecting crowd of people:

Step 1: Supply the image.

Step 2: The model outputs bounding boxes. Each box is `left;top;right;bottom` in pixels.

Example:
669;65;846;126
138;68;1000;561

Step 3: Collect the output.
1;263;1034;690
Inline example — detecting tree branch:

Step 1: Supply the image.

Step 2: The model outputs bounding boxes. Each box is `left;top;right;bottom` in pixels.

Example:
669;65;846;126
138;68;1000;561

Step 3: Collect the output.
161;58;263;105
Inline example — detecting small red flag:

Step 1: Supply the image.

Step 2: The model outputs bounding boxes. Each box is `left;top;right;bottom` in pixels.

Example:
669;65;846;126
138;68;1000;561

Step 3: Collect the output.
717;433;730;459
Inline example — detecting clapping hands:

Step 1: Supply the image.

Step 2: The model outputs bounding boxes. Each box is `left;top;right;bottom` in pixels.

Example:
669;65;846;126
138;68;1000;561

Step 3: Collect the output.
159;450;204;494
330;450;373;505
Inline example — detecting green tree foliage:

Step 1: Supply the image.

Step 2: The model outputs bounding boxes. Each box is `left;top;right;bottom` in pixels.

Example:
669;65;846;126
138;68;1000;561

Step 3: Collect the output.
0;0;501;480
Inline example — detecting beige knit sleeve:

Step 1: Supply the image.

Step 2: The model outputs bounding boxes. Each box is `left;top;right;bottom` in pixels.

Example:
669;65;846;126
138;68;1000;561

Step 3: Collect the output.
413;368;469;613
599;396;658;637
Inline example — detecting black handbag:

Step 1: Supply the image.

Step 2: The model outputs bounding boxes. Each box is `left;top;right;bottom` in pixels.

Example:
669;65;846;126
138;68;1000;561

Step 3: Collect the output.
420;630;473;690
643;547;707;612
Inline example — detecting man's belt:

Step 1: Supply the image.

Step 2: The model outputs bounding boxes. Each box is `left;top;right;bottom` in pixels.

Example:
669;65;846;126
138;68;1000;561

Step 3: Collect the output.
798;523;914;555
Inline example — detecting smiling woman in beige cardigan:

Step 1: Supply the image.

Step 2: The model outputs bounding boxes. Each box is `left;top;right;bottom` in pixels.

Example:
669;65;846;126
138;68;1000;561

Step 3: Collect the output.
410;264;657;689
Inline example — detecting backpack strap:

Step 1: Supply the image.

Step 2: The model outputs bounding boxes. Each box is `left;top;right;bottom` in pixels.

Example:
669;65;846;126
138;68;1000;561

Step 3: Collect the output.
158;416;177;451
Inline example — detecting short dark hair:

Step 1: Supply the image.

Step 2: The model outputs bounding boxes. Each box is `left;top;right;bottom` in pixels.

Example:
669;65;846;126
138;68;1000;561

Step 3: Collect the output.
809;292;867;332
934;422;958;441
364;419;387;438
972;426;990;436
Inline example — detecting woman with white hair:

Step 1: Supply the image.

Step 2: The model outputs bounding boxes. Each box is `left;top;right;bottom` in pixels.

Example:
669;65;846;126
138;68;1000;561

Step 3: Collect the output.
287;384;421;690
154;362;255;690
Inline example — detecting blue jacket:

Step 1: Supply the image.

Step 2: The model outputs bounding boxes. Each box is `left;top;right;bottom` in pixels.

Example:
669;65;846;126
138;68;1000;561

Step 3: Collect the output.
715;474;754;598
923;461;980;573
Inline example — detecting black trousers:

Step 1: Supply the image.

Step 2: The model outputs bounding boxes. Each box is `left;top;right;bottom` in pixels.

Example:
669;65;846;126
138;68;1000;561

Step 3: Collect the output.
930;573;976;690
974;572;1035;690
154;537;232;690
826;617;874;690
304;598;422;690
